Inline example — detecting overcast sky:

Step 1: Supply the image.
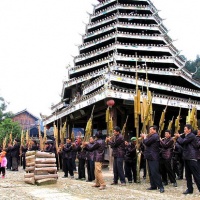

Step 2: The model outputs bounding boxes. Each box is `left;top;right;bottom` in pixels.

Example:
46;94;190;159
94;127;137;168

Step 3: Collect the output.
0;0;199;118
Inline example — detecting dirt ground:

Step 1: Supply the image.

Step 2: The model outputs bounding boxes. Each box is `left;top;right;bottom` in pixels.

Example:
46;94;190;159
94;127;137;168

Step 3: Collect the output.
0;167;200;200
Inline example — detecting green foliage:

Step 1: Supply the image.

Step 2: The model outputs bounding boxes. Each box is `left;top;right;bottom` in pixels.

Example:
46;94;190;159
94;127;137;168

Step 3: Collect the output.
0;97;6;122
185;55;200;81
0;96;21;146
0;118;21;146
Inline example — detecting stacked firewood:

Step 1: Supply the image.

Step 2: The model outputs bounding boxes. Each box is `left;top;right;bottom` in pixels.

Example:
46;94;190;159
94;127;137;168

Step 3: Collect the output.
24;151;58;185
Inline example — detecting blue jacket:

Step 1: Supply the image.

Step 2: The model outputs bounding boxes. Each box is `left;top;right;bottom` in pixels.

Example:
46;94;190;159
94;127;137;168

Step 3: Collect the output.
177;132;198;160
124;143;136;162
143;133;160;161
197;135;200;160
160;137;174;160
109;134;125;158
62;143;72;159
85;139;105;162
85;143;95;161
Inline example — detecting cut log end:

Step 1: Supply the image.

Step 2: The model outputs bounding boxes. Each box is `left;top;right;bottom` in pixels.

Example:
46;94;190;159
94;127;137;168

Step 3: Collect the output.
24;177;35;185
36;178;57;186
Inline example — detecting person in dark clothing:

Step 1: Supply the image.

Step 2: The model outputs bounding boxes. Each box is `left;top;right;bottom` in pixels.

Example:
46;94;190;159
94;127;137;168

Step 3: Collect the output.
172;141;184;179
106;126;126;185
124;137;137;183
73;137;86;180
10;138;20;171
28;140;38;151
58;143;63;170
44;142;53;153
175;124;200;194
62;138;74;178
84;131;106;190
139;142;147;179
196;128;200;169
5;141;12;170
85;137;95;182
159;130;177;187
71;147;77;172
141;125;164;193
21;143;28;169
51;141;59;170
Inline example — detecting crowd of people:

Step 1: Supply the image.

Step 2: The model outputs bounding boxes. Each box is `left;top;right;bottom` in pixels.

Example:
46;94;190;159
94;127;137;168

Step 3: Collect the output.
0;124;200;195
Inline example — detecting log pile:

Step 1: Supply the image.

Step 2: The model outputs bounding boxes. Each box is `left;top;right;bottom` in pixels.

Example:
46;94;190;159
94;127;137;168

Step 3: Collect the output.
24;151;58;185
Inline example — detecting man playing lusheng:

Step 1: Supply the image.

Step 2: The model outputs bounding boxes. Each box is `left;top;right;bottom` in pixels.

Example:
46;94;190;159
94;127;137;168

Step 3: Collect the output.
84;131;106;190
141;125;164;193
106;126;126;186
175;124;200;194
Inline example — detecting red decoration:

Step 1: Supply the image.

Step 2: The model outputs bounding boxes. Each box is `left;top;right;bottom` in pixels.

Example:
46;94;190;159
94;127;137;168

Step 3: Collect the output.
107;99;115;107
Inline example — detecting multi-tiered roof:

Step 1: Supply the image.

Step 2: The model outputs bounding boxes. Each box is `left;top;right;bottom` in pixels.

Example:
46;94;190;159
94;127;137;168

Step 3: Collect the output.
44;0;200;129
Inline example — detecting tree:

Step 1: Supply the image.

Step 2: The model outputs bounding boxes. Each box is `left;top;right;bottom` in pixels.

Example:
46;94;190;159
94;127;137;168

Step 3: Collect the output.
0;97;6;122
0;118;21;147
0;96;21;147
185;55;200;81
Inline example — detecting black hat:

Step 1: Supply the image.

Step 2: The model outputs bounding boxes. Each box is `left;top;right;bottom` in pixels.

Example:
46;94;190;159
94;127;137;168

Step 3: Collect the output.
95;131;103;138
113;126;121;132
14;138;20;143
45;141;50;145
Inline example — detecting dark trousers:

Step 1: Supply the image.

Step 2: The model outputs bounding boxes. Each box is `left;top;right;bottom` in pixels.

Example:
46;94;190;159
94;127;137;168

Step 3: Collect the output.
185;160;200;192
78;158;85;179
0;167;5;176
72;157;77;171
124;160;137;182
63;158;74;177
22;156;26;169
6;156;12;170
56;156;59;170
113;157;126;183
172;157;179;178
86;160;95;181
160;158;176;184
198;159;200;169
11;157;18;171
63;158;68;177
140;156;147;178
148;160;163;189
178;158;184;179
59;154;63;170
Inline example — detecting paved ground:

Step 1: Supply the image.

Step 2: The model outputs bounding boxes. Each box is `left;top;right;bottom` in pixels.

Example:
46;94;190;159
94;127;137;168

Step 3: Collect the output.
0;167;200;200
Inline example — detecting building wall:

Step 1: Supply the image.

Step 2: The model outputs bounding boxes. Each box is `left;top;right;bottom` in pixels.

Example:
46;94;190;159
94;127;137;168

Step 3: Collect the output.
13;113;36;130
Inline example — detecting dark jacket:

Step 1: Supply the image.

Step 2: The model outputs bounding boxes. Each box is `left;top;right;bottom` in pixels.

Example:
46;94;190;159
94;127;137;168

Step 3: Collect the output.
74;143;86;160
124;143;137;162
109;134;125;158
177;132;198;160
143;133;160;161
173;142;183;160
160;137;174;160
11;143;20;158
85;138;105;162
21;145;28;157
29;144;38;151
197;135;200;160
62;143;72;159
44;144;54;153
5;146;12;157
85;143;95;161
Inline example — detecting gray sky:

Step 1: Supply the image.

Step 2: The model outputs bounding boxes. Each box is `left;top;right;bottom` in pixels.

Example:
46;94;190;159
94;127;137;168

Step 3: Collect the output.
0;0;199;118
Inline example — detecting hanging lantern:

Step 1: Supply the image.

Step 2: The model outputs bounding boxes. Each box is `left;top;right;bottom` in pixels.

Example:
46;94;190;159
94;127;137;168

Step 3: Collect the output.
107;99;115;108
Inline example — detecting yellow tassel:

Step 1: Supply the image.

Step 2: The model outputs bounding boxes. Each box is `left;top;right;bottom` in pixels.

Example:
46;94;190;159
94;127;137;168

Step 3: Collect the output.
159;111;165;127
140;102;144;123
106;107;109;123
134;96;138;115
137;90;141;115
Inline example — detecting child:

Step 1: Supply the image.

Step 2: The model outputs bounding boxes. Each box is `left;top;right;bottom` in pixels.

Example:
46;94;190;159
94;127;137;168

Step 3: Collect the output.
0;151;7;178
